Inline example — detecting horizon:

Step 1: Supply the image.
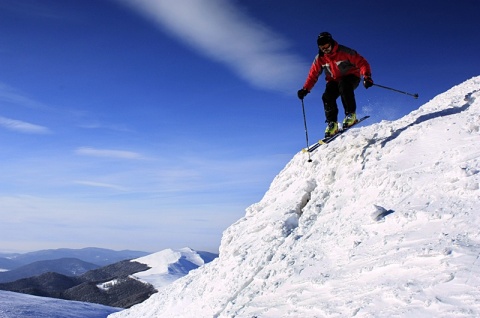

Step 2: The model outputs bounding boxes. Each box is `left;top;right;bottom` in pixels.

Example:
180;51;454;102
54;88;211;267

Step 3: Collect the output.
0;246;154;255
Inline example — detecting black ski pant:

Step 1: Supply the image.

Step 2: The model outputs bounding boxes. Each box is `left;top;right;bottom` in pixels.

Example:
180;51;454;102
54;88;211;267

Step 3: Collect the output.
322;74;360;123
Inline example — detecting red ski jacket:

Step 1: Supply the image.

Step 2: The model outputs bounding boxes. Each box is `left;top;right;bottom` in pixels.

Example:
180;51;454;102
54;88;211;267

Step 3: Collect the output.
303;41;371;91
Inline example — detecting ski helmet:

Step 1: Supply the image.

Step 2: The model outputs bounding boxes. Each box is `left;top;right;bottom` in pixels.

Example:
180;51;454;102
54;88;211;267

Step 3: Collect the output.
317;32;333;46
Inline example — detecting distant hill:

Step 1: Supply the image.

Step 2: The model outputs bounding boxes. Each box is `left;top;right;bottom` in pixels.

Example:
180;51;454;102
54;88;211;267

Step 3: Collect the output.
131;248;219;289
0;258;20;271
67;259;156;308
2;247;149;267
0;258;100;283
0;272;81;298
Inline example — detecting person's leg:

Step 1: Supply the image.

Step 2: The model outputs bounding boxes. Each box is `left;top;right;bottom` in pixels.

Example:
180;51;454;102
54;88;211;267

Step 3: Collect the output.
322;81;340;123
339;75;360;116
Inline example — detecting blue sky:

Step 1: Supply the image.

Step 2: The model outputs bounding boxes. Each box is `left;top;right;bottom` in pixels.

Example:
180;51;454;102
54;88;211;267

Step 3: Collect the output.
0;0;478;253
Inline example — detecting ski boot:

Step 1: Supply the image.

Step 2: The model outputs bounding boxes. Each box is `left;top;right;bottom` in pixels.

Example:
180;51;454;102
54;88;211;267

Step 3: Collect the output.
324;121;338;138
342;113;358;129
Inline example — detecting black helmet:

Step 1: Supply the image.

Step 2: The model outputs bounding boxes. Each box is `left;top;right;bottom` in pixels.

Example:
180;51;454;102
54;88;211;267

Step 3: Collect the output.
317;32;333;46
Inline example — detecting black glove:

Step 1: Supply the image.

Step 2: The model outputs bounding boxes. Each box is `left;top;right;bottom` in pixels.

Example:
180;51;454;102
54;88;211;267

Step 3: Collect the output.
297;88;309;100
363;77;373;89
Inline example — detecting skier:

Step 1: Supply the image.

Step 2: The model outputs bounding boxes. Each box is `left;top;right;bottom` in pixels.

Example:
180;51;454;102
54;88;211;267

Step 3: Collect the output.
297;32;373;138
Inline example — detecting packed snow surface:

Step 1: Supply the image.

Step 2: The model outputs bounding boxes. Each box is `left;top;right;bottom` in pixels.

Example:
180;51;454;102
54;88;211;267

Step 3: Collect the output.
111;76;480;317
0;290;120;318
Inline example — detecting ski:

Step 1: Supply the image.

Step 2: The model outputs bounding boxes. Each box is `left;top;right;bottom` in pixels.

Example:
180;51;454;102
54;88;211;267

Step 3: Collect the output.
302;115;370;153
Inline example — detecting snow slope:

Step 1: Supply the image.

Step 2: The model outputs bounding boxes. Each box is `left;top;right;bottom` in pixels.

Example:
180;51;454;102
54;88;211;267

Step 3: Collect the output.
110;76;480;318
0;290;120;318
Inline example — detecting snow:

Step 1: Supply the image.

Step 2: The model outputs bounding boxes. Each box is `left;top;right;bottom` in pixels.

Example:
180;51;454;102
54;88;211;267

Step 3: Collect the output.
97;279;121;291
0;290;120;318
109;76;480;318
131;247;211;289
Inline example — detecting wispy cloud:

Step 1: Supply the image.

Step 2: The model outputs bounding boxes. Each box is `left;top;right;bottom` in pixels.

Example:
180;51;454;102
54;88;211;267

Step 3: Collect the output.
0;116;51;134
0;83;49;110
75;147;144;159
74;180;129;191
77;122;134;133
117;0;306;93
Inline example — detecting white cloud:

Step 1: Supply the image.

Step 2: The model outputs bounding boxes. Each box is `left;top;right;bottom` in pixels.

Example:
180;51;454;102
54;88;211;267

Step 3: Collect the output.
75;147;144;159
117;0;306;92
74;180;129;191
0;116;51;134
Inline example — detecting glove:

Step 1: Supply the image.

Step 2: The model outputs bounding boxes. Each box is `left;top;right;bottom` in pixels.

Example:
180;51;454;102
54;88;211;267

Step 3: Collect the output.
363;76;373;89
297;88;309;100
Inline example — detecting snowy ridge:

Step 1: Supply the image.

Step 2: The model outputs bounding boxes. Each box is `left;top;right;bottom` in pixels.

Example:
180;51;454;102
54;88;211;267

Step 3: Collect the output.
131;247;216;289
111;76;480;318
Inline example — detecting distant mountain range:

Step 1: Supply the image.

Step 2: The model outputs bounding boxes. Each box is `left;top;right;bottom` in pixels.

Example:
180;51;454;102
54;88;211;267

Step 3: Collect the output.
0;258;99;284
0;247;217;309
0;247;148;270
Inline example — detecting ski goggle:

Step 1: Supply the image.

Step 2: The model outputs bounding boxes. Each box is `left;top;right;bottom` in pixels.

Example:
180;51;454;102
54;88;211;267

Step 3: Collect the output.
319;43;331;52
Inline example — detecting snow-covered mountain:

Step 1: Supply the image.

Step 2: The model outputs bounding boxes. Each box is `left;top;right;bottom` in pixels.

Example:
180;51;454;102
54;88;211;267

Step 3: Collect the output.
130;247;218;289
110;76;480;318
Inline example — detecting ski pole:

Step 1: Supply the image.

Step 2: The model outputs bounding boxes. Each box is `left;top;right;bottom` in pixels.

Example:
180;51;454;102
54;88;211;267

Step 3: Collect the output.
301;99;313;163
373;83;419;99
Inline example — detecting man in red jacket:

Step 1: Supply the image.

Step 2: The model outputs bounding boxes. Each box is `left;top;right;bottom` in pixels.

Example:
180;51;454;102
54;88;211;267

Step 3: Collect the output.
297;32;373;138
